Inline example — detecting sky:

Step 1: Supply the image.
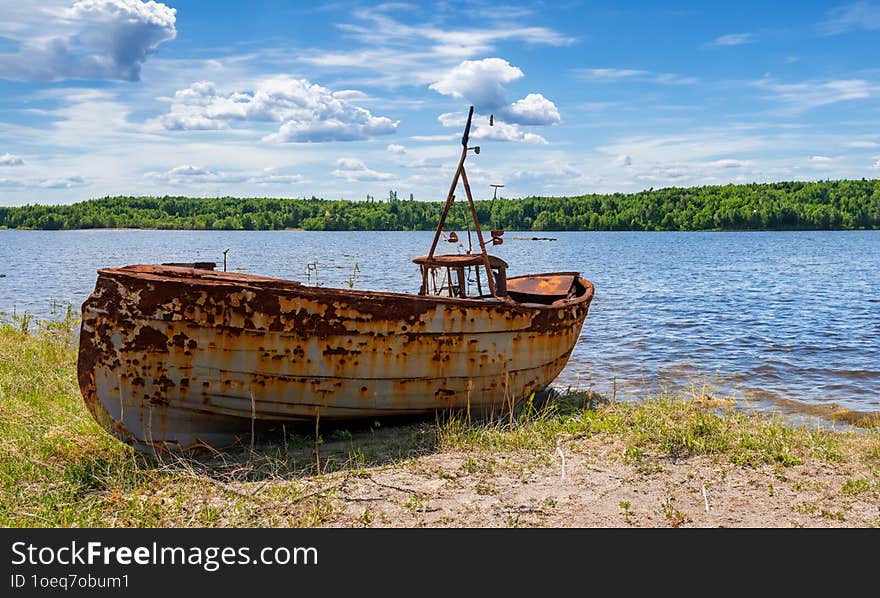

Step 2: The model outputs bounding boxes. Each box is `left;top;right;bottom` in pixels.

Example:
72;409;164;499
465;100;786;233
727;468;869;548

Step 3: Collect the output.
0;0;879;206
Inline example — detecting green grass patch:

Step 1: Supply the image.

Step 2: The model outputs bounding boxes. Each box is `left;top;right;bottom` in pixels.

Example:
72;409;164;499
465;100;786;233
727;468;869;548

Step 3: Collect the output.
436;392;874;469
841;478;871;496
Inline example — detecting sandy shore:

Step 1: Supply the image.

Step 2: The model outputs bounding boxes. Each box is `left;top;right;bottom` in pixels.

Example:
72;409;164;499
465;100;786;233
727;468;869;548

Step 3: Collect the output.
210;424;879;528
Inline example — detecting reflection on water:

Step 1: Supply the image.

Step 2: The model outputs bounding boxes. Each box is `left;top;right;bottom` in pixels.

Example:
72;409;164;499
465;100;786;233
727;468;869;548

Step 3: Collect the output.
1;229;878;423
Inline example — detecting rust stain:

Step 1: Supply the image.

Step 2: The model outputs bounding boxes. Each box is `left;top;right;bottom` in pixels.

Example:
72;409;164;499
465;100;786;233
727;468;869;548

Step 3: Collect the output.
77;264;594;454
507;273;579;298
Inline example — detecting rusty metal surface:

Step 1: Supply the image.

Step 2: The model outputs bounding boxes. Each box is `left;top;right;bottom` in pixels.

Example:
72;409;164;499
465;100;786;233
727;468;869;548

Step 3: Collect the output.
507;273;579;298
77;265;593;453
161;262;217;270
412;254;508;269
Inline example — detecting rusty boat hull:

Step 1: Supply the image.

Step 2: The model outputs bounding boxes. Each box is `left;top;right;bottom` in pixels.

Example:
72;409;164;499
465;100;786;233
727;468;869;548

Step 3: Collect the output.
77;264;594;453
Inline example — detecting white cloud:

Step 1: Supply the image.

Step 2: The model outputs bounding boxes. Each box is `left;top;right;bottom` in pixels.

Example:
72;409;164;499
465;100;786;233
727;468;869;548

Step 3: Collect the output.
752;77;876;112
846;140;879;148
506;94;560;125
611;154;775;189
0;153;24;166
436;112;466;128
410;134;458;142
252;173;306;185
600;134;752;162
502;161;598;193
336;158;362;169
0;0;176;82
159;114;227;131
437;110;547;144
822;1;880;35
332;89;369;101
332;158;394;181
401;155;450;170
581;68;649;79
576;68;698;85
295;7;573;89
711;33;754;46
41;175;88;188
709;159;753;168
338;7;574;56
808;155;834;164
654;73;700;85
430;58;523;108
146;165;247;184
471;120;548;144
872;158;880;169
0;175;87;188
145;164;306;185
634;166;690;182
153;77;399;142
268;115;396;143
430;58;560;127
165;81;219;106
614;154;632;167
387;143;407;154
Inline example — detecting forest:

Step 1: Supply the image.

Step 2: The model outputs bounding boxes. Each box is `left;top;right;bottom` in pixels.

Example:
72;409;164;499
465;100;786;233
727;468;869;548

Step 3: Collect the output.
1;179;878;231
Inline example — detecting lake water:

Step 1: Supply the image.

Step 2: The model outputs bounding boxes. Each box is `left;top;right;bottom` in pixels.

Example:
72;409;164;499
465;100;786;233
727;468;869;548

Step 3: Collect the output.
1;229;878;424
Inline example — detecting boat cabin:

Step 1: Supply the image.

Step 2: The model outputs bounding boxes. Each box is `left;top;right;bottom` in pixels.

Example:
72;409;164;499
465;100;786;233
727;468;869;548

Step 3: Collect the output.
413;254;508;299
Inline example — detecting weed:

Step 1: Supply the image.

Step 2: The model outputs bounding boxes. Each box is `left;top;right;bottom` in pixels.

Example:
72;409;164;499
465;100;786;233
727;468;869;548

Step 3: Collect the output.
301;494;335;527
346;260;361;289
201;505;220;524
357;509;374;527
403;493;430;513
820;509;845;521
623;445;643;463
794;502;817;515
841;479;871;495
661;496;691;527
619;500;633;524
475;481;496;495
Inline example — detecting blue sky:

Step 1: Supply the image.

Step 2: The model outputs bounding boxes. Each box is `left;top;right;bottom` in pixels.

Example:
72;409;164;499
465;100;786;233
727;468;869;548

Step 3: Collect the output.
0;0;879;206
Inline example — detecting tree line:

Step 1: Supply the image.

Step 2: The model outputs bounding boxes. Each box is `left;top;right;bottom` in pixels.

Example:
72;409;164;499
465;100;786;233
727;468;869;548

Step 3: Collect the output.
1;179;878;231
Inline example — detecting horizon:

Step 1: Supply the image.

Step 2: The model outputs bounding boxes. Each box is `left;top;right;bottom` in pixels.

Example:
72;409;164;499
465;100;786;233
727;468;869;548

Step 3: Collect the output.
5;176;880;209
1;1;880;207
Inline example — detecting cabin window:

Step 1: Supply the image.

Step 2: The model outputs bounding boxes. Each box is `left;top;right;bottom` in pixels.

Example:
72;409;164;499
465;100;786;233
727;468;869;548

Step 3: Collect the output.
419;264;506;298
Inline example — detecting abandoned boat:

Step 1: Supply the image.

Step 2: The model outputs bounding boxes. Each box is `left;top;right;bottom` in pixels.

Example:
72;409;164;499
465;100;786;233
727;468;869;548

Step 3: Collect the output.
76;106;595;453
